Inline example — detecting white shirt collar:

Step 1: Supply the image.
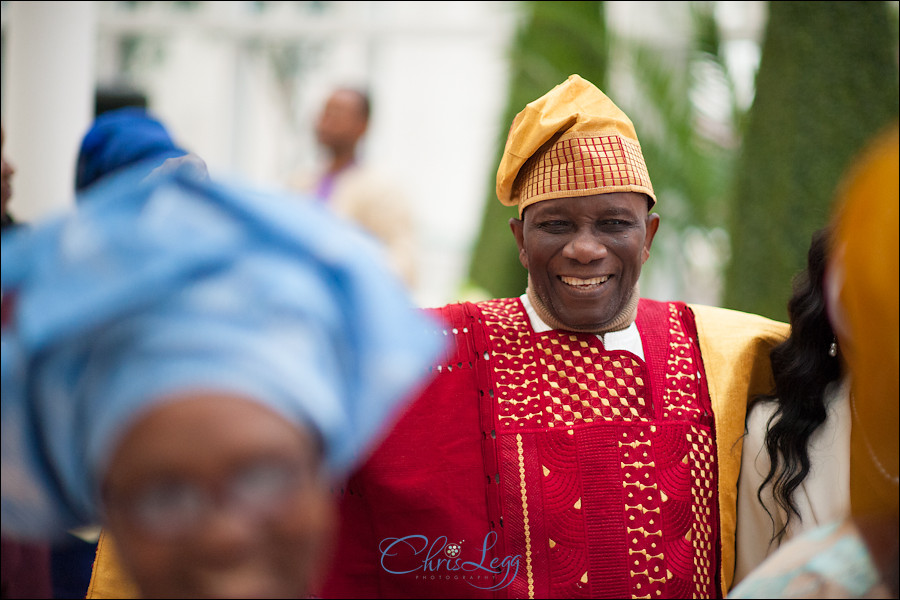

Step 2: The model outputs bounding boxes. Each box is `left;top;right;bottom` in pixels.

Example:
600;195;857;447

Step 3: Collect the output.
519;293;645;361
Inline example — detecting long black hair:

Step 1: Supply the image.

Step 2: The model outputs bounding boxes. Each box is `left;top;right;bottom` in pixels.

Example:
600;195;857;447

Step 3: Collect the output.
749;226;843;543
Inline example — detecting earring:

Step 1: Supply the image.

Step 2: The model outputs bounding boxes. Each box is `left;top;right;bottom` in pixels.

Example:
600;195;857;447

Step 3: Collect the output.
829;338;838;357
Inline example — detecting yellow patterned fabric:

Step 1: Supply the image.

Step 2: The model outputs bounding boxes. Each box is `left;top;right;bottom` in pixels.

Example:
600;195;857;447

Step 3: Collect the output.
496;74;656;216
690;303;790;593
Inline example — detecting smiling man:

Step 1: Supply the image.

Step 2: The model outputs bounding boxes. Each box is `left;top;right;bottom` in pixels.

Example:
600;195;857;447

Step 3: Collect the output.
318;74;789;599
510;192;658;333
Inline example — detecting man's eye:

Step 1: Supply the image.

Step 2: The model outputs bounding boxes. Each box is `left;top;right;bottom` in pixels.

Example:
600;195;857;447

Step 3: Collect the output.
598;219;631;229
536;220;571;232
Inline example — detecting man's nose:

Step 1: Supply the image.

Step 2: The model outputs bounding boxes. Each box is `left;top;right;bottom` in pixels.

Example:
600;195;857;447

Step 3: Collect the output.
563;230;608;263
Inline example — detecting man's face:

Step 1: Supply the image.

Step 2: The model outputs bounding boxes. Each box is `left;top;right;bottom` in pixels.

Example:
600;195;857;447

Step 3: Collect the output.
103;393;335;599
314;90;368;154
510;192;659;331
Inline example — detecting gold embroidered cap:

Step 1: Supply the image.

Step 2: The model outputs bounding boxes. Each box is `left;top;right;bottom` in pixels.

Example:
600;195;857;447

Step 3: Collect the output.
497;74;656;217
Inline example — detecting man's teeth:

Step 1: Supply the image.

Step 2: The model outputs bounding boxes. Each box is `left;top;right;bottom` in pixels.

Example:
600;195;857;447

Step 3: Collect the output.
561;275;610;286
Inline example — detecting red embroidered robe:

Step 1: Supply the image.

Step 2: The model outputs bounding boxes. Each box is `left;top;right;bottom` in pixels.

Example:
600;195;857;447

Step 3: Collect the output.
318;297;722;599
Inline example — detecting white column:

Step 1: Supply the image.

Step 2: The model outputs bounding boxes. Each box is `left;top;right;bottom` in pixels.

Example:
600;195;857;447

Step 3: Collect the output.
4;1;96;223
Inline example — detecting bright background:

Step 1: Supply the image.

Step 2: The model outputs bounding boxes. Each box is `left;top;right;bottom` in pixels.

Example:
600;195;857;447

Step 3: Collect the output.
3;2;894;312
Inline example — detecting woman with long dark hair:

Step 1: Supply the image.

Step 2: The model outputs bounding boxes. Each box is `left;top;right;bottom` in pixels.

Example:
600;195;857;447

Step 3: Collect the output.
730;123;898;599
734;226;850;584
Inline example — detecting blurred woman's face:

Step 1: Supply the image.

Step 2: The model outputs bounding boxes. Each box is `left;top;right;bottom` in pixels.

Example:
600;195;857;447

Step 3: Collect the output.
102;393;335;599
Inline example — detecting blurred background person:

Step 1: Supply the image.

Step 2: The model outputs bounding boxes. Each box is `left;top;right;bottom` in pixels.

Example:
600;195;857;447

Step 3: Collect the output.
288;86;418;291
2;161;443;599
1;124;19;232
75;106;208;198
75;106;189;193
729;123;898;598
734;226;850;585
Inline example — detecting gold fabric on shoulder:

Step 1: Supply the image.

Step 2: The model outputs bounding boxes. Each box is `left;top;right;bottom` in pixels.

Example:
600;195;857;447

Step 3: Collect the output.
86;530;140;599
689;303;789;594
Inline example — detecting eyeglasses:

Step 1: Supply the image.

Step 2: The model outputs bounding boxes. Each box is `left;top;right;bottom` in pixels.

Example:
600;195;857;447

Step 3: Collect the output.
106;457;322;540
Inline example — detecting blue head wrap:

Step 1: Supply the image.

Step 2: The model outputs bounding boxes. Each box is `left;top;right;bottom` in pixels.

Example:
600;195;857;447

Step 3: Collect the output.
1;163;444;540
75;107;188;193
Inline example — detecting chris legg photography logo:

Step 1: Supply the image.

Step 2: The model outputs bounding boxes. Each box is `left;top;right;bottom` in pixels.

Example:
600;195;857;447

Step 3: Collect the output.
379;531;521;590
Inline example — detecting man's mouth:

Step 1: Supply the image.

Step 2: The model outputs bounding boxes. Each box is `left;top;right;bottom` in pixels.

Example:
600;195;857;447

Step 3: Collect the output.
560;275;610;289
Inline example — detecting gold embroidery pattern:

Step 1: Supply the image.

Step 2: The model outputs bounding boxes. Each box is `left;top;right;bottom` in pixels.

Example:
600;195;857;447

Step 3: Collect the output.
658;303;716;596
686;426;715;597
482;299;715;597
620;427;665;598
518;133;654;205
480;299;650;428
540;336;648;426
661;304;701;419
516;434;535;599
481;300;544;426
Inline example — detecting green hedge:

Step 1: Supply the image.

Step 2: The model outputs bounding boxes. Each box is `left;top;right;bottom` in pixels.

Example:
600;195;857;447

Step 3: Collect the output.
723;1;899;321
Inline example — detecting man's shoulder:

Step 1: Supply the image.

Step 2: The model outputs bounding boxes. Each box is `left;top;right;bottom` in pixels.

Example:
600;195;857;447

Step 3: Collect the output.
424;297;520;319
635;300;789;362
422;298;525;341
687;303;790;346
686;304;789;384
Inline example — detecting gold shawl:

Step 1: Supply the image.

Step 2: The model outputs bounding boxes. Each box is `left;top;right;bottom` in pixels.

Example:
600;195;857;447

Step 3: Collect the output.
690;304;789;593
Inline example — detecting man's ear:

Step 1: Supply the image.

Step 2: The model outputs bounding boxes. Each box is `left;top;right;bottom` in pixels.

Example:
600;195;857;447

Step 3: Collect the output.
642;213;661;264
509;217;528;270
